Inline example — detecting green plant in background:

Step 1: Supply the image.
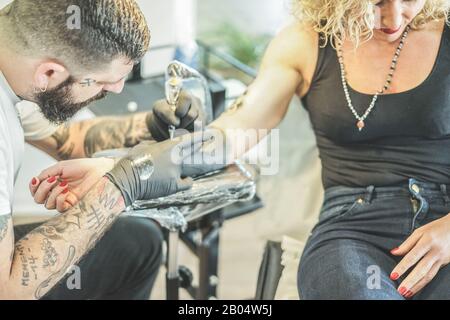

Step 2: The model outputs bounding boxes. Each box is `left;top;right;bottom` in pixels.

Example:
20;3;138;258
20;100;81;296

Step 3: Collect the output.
198;21;271;73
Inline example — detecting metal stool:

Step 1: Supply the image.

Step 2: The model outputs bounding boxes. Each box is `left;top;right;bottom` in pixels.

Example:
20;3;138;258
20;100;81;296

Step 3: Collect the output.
164;195;263;300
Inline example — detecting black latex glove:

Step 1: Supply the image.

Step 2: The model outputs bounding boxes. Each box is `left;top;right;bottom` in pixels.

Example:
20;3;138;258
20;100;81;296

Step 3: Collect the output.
181;128;229;178
146;91;206;142
105;132;213;207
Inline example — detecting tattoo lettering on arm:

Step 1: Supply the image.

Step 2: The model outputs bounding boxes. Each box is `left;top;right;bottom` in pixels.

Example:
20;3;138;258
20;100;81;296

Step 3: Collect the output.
84;181;123;249
15;244;29;286
41;238;58;268
34;245;76;300
0;215;11;242
84;114;152;157
15;244;39;287
84;180;123;252
85;205;105;231
99;187;123;211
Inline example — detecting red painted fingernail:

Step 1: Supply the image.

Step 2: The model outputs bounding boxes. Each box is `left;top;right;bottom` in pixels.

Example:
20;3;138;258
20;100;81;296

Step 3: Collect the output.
59;181;68;188
62;188;69;194
47;176;56;183
405;291;414;299
390;247;399;254
398;287;407;295
390;272;399;281
31;178;37;185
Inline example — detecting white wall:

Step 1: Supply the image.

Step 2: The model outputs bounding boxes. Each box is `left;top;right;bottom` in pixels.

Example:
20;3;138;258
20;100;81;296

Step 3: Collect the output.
138;0;198;77
0;0;10;8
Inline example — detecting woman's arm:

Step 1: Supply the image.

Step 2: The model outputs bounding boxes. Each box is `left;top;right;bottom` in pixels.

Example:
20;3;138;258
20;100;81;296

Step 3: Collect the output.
209;22;318;159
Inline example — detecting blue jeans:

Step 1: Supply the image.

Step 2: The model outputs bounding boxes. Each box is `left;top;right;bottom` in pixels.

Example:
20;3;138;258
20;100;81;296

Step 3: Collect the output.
297;178;450;300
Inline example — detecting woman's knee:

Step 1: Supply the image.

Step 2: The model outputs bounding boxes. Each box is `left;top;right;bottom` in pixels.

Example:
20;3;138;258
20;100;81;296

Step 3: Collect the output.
297;240;402;300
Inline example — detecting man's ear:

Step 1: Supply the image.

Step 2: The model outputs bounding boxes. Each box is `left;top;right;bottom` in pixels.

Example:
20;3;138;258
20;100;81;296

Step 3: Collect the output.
33;61;68;91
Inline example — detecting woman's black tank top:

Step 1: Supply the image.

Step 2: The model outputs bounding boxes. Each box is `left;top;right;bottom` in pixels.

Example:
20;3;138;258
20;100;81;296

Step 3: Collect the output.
301;22;450;188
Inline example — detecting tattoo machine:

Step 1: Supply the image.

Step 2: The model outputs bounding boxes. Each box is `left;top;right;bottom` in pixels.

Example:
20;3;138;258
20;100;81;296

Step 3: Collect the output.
165;61;214;139
165;75;183;140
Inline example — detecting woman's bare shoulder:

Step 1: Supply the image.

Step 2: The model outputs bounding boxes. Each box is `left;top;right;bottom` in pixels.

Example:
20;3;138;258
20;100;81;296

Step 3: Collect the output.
262;21;319;95
268;21;319;68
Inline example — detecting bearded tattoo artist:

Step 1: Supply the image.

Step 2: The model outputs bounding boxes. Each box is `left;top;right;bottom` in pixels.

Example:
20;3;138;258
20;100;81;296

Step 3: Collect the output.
0;0;208;300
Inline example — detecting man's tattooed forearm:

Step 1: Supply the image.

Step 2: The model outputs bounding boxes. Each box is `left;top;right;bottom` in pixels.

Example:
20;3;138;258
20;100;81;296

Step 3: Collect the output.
51;125;75;160
0;214;11;242
30;210;82;241
84;185;119;250
35;245;76;300
16;243;39;287
52;125;69;148
32;183;121;298
57;143;75;161
98;187;123;210
41;238;58;268
30;180;123;240
86;205;105;231
83;115;152;157
84;180;123;231
30;180;123;243
83;180;123;250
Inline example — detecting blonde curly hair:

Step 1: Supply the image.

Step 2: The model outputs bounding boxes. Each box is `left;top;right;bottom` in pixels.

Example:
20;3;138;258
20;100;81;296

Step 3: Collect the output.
292;0;450;47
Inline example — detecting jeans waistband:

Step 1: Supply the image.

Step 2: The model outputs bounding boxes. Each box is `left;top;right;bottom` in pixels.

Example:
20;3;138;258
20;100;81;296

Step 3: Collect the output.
323;178;450;205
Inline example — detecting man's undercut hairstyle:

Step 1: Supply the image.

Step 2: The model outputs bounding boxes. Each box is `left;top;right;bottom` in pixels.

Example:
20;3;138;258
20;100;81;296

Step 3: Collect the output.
1;0;150;74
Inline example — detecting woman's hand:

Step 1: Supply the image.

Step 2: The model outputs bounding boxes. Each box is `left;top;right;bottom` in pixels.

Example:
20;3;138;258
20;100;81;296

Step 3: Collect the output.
29;158;115;213
390;213;450;298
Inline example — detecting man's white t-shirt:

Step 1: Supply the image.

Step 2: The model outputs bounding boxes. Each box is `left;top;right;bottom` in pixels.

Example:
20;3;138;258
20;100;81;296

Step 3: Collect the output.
0;71;58;216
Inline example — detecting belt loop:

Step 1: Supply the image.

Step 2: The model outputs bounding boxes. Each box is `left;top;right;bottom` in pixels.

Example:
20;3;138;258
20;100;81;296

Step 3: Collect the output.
364;185;375;204
440;184;450;205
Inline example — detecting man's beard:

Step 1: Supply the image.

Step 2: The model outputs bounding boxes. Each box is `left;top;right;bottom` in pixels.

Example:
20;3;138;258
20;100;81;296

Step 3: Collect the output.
34;76;108;125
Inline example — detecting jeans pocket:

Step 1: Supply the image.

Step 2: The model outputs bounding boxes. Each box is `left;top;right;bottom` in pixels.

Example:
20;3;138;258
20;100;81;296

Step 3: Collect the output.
421;198;450;226
318;198;362;225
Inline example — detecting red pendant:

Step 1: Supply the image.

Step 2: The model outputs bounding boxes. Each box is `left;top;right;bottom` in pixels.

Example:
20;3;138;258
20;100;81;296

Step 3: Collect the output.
357;120;365;131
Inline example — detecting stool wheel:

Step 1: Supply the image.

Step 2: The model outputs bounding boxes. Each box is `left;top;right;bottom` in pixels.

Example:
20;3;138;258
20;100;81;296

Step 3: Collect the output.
179;265;194;289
